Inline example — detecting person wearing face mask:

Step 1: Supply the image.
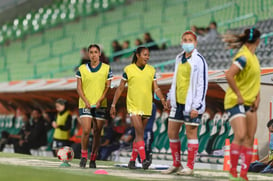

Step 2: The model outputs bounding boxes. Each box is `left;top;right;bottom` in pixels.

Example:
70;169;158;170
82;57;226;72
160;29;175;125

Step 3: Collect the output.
110;47;168;170
223;28;261;181
162;30;208;175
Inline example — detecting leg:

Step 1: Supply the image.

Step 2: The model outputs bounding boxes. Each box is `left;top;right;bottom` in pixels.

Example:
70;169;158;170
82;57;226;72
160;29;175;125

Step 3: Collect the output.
162;120;183;174
79;116;92;168
185;124;199;171
240;111;258;179
131;115;145;162
91;118;105;159
168;121;183;167
229;116;247;177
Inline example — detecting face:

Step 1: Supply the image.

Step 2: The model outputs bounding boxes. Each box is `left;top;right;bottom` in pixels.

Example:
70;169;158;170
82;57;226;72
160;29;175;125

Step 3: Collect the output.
22;113;29;123
181;34;197;46
135;40;140;46
123;42;129;49
31;110;41;120
144;34;149;41
88;47;101;62
136;48;149;66
55;103;65;112
269;125;273;133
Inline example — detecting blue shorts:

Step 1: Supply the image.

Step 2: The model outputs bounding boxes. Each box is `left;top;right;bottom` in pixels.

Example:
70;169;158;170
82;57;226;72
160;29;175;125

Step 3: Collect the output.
79;108;107;120
169;103;202;126
225;104;251;122
52;139;71;150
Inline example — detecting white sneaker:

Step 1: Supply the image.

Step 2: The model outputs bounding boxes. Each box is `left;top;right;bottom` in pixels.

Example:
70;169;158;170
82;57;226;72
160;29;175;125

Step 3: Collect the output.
161;165;182;174
176;166;194;176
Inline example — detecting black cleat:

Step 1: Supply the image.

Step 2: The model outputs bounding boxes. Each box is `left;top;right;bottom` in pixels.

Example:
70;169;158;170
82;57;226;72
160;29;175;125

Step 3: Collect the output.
89;160;96;168
142;159;152;170
128;161;137;169
79;157;87;168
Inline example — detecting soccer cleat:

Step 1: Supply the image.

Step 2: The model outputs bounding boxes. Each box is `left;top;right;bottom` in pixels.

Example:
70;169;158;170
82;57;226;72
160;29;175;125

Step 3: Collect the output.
238;175;248;181
142;159;151;170
161;165;182;174
128;161;137;169
79;157;87;168
89;160;96;168
229;174;239;181
176;166;194;176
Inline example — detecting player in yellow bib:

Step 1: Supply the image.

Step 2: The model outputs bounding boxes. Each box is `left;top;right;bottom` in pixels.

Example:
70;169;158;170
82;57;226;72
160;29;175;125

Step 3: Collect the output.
76;44;113;168
223;28;261;181
51;98;72;155
110;46;168;170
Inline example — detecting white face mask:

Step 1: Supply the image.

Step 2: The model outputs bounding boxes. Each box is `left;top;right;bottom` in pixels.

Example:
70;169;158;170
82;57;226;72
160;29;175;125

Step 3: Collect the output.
182;43;195;53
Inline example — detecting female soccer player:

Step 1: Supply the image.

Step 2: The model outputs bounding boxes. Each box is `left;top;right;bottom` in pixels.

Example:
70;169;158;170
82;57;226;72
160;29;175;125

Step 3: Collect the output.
110;46;167;170
52;98;72;155
162;30;208;175
76;44;113;168
223;28;261;181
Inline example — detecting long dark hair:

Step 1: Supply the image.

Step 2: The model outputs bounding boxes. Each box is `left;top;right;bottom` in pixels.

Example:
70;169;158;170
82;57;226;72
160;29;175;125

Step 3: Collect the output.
222;28;261;49
132;46;149;64
87;44;101;52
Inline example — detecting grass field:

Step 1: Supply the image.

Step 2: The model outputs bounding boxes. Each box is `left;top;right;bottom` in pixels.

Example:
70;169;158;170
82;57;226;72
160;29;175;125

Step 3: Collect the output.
0;152;272;181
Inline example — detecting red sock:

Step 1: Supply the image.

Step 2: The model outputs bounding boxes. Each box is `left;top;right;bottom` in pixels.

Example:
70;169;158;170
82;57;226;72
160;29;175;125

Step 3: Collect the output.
187;139;199;170
81;149;88;159
136;141;146;162
169;139;181;167
130;142;138;161
230;143;241;175
240;146;253;177
90;153;97;161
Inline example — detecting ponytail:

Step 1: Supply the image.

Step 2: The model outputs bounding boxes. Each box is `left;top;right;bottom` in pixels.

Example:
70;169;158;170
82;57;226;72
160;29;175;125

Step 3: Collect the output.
222;28;261;49
131;46;148;64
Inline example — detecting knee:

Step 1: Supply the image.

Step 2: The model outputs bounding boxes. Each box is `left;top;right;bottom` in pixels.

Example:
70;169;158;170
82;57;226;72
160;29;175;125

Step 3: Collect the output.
82;128;90;137
235;131;247;143
167;129;179;139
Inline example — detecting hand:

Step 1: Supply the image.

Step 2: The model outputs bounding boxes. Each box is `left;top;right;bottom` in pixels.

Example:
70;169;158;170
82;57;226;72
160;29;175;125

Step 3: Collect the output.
162;100;169;111
110;106;116;119
251;98;260;112
237;94;244;105
190;110;198;119
84;100;91;108
51;121;57;128
19;140;24;146
96;100;101;109
166;100;171;109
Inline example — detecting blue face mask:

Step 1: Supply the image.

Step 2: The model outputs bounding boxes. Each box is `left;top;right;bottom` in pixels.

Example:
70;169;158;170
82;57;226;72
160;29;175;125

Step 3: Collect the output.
182;43;195;53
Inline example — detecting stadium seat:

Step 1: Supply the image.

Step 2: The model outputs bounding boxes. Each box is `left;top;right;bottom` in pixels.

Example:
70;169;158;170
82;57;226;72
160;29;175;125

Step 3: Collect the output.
211;113;230;153
205;112;222;154
198;112;211;154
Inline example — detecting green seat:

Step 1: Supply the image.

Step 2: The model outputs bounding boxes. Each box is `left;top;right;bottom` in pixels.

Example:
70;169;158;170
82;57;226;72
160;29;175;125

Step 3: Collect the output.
198;112;212;154
205;112;222;154
152;115;168;153
212;112;230;151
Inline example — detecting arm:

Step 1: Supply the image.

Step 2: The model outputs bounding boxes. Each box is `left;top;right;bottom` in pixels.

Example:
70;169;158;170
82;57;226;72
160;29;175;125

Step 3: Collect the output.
76;78;90;108
110;79;126;118
96;80;111;108
153;80;168;110
101;139;110;147
191;59;208;118
58;115;72;130
225;64;244;104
